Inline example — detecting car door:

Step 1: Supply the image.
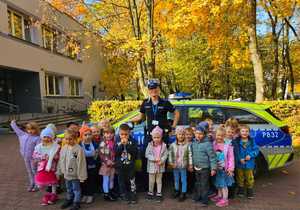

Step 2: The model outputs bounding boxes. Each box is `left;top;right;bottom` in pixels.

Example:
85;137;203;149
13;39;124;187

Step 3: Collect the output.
222;107;288;147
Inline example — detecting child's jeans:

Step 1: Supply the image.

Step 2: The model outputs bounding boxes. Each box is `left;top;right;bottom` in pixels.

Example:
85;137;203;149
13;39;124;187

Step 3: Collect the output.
173;168;187;193
194;168;210;204
65;179;81;203
236;168;254;188
103;175;115;193
149;173;163;194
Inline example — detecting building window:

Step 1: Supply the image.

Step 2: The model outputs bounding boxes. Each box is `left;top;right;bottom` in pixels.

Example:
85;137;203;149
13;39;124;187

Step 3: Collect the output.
67;39;81;60
69;78;82;96
7;9;31;41
42;26;57;51
45;74;63;96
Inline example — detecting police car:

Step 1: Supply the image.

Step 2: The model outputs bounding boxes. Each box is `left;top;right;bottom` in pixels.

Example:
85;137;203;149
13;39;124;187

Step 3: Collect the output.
113;94;294;174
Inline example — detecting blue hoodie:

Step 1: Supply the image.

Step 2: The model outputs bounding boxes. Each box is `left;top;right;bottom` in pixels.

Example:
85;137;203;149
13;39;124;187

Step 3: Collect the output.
233;137;259;169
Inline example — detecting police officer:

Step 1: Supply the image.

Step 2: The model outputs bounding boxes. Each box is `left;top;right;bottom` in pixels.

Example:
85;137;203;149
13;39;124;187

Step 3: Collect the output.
131;79;180;145
131;79;180;191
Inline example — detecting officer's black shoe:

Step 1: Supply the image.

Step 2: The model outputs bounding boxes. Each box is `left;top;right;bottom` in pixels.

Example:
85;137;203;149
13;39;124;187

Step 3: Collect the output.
178;193;186;202
246;188;254;199
172;190;180;198
237;187;245;197
60;199;73;209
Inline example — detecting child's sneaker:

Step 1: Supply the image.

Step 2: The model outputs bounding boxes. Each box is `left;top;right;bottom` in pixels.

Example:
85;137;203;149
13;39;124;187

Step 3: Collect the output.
237;187;244;197
146;192;154;201
60;199;73;209
81;196;87;203
27;185;34;192
70;202;80;210
155;194;163;203
216;198;229;207
31;185;39;192
246;188;254;199
172;190;180;198
178;193;186;202
86;196;94;204
210;195;222;202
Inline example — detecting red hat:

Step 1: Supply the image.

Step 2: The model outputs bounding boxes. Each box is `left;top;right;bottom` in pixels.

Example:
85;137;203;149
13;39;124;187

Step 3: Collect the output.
79;125;92;139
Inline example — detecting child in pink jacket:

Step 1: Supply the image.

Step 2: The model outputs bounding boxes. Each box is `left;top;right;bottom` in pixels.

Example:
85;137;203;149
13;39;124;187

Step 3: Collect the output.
211;127;235;207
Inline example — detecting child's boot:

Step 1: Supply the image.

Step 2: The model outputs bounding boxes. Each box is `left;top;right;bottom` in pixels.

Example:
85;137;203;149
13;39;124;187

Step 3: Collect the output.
41;193;51;206
128;192;137;204
70;202;80;210
172;190;180;198
178;193;186;202
246;188;254;199
60;199;73;209
237;187;244;197
48;193;58;204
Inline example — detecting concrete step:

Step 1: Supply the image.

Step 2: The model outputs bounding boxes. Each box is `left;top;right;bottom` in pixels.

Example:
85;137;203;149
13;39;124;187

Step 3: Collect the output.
0;111;89;134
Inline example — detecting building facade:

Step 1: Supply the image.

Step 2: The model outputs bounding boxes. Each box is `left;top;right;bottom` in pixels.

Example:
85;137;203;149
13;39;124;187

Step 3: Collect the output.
0;0;105;114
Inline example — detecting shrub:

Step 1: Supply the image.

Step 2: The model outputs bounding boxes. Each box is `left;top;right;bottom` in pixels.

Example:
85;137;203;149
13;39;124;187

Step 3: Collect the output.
88;100;141;123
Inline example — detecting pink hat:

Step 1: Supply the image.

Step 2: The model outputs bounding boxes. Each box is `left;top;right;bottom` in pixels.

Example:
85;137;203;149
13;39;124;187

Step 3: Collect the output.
151;126;163;137
175;126;185;134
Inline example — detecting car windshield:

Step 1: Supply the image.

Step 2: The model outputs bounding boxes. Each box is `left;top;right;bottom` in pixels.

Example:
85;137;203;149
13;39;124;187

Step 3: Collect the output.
114;110;138;123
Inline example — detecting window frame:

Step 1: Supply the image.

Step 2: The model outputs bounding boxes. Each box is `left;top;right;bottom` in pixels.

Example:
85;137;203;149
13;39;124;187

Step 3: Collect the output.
45;74;63;96
69;77;82;97
223;107;269;125
41;25;57;52
185;105;227;125
7;9;26;40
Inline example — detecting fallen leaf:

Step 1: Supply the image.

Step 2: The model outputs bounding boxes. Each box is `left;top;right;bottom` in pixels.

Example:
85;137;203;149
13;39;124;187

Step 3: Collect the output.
288;191;296;196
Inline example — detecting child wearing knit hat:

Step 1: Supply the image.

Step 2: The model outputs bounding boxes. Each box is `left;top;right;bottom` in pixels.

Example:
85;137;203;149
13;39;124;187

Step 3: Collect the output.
191;122;217;207
168;126;193;202
32;127;60;206
145;126;168;202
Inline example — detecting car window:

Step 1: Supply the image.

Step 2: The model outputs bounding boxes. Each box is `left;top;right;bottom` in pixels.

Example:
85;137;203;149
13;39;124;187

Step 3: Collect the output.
187;106;226;126
224;108;267;124
167;106;185;125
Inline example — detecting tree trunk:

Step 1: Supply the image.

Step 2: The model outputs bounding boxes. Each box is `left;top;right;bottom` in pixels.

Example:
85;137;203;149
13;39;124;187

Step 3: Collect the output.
247;0;264;103
128;0;148;97
145;0;155;77
285;24;295;99
271;20;280;99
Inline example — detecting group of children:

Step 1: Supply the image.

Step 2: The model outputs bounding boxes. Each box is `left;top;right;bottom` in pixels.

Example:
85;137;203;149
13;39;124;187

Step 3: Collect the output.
11;117;259;209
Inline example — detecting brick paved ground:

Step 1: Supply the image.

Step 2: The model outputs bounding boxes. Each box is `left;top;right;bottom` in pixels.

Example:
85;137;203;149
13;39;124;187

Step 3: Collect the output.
0;134;299;210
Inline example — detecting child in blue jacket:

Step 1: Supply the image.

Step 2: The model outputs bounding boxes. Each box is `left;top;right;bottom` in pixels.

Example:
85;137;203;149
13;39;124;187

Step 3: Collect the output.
232;124;259;199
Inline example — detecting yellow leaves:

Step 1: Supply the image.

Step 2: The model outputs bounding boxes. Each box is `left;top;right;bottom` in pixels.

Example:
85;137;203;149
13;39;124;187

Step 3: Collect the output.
88;100;141;123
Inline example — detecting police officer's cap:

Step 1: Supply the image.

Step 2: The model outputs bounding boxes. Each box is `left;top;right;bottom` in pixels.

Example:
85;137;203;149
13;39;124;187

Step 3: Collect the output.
147;79;160;89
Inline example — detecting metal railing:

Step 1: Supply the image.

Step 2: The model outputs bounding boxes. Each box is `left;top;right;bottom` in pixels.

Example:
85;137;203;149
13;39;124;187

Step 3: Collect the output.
0;99;20;121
